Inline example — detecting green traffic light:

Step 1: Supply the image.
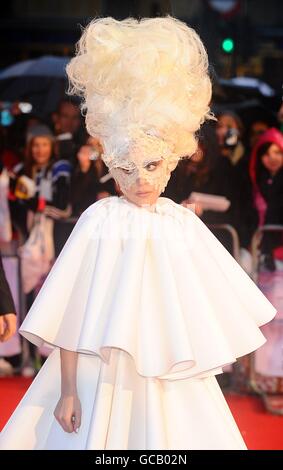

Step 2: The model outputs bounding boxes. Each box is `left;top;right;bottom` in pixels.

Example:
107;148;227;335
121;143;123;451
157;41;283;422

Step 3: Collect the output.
222;38;234;53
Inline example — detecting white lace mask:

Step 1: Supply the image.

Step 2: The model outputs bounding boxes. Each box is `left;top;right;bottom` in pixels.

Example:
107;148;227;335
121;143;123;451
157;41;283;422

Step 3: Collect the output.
102;128;179;193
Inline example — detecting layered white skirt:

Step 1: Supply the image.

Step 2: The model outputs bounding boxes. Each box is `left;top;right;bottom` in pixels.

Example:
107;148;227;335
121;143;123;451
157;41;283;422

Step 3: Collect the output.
0;348;247;450
0;196;276;449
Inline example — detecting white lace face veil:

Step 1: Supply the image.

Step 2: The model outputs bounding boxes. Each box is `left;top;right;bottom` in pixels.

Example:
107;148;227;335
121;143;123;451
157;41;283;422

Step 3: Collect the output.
101;127;179;193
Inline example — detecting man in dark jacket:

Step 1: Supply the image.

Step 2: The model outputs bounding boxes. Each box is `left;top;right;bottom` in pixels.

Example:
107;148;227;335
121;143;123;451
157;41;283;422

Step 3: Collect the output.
0;253;17;342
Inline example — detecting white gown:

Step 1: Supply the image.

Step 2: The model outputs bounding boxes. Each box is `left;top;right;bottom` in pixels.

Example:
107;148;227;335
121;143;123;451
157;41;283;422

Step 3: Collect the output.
0;195;276;450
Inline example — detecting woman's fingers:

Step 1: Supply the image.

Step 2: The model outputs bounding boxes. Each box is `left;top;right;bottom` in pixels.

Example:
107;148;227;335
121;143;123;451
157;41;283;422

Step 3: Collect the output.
0;317;4;338
72;415;80;433
1;314;17;342
54;397;82;433
55;413;74;433
72;403;82;433
61;416;74;433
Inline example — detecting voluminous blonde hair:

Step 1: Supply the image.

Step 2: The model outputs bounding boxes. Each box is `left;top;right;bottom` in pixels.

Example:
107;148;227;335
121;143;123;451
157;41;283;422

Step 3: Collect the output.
66;15;214;163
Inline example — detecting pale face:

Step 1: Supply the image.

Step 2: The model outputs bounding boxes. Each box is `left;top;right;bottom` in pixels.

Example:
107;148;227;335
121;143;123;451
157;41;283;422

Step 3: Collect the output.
112;158;172;207
261;143;283;175
31;137;53;167
101;129;178;207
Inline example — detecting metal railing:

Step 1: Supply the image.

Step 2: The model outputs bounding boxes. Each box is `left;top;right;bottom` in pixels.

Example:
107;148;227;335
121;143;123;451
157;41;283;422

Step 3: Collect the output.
207;223;241;262
249;225;283;411
251;224;283;283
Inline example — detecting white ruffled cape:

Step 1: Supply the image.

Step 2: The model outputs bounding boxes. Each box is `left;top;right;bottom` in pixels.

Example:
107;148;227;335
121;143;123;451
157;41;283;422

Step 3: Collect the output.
0;196;276;450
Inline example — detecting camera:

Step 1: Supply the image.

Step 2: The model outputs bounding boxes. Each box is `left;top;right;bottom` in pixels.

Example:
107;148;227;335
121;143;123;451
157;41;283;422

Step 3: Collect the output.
223;127;239;148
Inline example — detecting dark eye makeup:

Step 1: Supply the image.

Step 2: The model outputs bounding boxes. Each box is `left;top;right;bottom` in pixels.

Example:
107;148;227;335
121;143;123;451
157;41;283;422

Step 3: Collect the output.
145;160;163;171
117;159;163;173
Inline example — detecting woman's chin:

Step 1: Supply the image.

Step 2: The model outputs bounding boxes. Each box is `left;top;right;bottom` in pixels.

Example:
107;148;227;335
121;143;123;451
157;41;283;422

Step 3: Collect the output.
122;189;160;207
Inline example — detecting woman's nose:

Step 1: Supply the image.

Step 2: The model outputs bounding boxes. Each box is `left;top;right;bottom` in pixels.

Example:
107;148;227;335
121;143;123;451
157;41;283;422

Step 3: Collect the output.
136;176;147;185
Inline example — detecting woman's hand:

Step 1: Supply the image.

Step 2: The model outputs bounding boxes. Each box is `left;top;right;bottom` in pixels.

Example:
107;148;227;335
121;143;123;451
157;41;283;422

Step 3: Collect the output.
57;349;80;432
54;393;82;433
193;203;203;217
181;199;204;217
96;190;111;200
0;313;17;342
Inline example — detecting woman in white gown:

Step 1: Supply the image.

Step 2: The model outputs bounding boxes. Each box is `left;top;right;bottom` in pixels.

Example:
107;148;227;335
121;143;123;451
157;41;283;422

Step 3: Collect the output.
0;16;276;450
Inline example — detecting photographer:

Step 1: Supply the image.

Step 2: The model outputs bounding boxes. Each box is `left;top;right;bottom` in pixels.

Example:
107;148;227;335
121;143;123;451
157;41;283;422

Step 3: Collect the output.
216;111;246;165
216;110;258;264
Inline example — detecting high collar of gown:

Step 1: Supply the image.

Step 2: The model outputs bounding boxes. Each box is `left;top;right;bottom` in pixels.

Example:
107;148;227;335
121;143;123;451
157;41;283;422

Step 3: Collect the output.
119;195;167;213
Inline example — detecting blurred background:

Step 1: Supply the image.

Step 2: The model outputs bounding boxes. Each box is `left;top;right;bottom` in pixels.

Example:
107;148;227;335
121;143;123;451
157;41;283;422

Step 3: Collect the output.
0;0;283;450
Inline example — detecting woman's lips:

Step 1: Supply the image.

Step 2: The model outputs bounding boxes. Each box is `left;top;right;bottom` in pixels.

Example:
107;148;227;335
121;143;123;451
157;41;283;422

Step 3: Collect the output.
136;191;152;197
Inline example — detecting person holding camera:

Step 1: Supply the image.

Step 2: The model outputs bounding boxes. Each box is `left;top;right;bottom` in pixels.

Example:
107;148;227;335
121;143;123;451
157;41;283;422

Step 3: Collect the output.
216;110;257;257
215;111;246;166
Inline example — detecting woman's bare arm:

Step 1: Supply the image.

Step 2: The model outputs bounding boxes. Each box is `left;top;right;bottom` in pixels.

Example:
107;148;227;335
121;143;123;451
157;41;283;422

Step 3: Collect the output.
54;348;82;433
60;348;78;395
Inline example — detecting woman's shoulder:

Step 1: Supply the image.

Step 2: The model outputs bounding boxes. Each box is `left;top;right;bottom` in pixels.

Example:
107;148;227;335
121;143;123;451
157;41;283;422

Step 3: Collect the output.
157;196;197;219
64;196;120;241
79;195;120;219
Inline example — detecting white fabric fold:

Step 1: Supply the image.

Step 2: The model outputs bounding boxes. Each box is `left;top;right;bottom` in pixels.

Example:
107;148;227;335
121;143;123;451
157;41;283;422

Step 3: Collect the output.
0;348;247;449
19;195;276;380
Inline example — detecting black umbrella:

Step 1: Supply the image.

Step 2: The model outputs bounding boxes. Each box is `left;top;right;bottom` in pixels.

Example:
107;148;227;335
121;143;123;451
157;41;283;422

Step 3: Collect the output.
0;55;71;118
212;76;280;124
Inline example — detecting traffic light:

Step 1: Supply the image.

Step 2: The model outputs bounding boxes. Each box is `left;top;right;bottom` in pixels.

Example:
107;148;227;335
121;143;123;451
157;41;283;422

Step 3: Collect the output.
221;37;234;53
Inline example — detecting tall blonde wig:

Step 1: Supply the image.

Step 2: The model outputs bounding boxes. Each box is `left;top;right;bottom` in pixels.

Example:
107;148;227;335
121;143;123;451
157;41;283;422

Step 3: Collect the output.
66;16;214;167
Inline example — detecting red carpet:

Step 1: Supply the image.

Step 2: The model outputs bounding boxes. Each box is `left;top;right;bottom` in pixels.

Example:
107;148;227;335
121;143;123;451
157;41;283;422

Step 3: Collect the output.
226;393;283;449
0;377;33;431
0;377;282;449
